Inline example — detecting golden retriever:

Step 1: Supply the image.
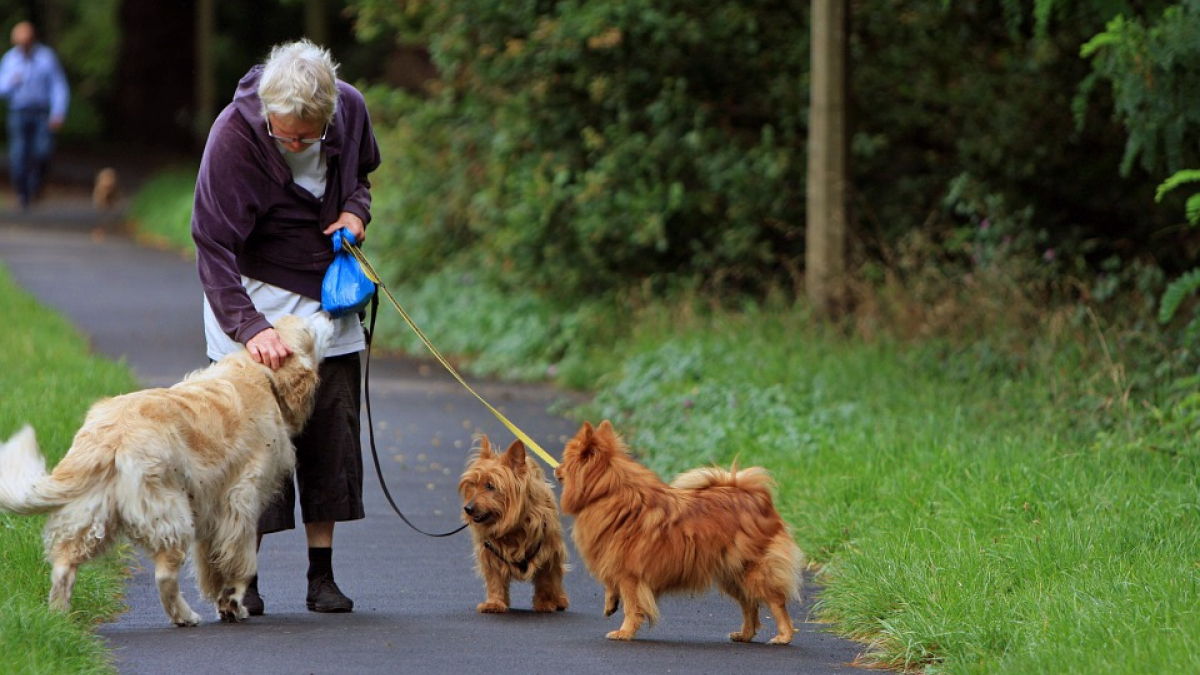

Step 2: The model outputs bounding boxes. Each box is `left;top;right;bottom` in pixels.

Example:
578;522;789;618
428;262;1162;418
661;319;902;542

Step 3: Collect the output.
0;313;333;626
555;420;803;644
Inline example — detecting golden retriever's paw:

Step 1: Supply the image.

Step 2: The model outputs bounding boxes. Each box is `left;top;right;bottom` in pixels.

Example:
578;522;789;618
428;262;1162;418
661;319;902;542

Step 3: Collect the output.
767;633;793;645
218;608;245;623
218;597;250;622
729;630;756;643
605;629;636;641
174;611;202;627
477;600;509;613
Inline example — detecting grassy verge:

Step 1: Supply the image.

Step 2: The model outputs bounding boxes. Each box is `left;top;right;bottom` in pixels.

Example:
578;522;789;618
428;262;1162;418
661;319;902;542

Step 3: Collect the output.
571;301;1200;674
0;265;137;675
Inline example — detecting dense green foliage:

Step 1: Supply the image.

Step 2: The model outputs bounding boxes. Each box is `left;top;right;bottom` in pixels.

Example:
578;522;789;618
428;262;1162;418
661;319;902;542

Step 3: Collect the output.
348;0;1194;307
355;0;807;297
1081;1;1200;392
0;266;135;675
1082;0;1200;176
851;0;1168;260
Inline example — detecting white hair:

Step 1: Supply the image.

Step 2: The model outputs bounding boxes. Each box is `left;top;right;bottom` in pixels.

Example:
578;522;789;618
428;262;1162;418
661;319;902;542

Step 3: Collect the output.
257;39;339;123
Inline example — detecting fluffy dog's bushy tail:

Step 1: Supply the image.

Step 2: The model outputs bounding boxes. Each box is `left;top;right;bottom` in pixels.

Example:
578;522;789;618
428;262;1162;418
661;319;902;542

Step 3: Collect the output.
0;425;96;514
670;465;775;493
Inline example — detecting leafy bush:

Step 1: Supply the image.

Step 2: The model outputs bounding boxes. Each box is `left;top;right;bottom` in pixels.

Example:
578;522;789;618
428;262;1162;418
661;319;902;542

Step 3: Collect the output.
354;0;1183;309
1081;1;1200;176
853;1;1173;265
356;0;808;297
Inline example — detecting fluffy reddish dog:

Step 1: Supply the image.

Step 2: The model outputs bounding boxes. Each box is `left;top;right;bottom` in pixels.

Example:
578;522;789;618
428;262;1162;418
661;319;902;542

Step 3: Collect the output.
555;420;803;644
459;436;569;613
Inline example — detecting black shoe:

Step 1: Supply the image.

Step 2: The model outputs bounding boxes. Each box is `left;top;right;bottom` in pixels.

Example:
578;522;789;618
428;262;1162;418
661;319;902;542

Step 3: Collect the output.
243;577;265;616
306;575;353;613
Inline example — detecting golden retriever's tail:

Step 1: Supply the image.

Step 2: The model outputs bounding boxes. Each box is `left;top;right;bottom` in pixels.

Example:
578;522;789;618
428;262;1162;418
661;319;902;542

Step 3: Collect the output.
0;425;102;514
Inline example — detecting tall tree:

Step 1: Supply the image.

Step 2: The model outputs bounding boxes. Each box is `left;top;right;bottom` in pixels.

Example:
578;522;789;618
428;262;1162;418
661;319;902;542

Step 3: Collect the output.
806;0;848;315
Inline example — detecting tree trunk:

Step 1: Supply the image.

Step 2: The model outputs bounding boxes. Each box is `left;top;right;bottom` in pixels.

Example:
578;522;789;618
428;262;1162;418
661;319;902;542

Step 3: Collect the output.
305;0;329;47
806;0;848;316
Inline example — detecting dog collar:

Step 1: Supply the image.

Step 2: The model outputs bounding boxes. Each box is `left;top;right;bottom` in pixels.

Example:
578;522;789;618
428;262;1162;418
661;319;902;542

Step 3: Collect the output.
482;526;545;574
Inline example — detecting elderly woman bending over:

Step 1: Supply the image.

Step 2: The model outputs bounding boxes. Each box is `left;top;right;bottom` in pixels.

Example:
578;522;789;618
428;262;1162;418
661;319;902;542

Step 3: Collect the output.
191;39;381;616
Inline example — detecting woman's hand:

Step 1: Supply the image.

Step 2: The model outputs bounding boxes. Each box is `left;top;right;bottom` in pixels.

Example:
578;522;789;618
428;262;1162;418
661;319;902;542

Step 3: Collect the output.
246;328;292;370
324;211;365;245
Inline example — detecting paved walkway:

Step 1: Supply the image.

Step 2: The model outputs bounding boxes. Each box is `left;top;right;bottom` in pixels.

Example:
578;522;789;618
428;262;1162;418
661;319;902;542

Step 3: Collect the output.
0;195;865;675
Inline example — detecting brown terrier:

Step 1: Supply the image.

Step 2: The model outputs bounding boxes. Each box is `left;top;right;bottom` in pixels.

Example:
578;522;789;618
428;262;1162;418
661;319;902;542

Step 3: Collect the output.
555;420;803;644
459;436;569;613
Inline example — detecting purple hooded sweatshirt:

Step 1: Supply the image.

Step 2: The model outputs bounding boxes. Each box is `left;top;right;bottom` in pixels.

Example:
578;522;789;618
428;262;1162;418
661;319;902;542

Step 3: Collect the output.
192;65;382;346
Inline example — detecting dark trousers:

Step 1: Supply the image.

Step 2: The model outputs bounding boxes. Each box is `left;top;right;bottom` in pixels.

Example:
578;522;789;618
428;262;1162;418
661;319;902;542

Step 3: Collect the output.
258;352;366;534
7;107;52;208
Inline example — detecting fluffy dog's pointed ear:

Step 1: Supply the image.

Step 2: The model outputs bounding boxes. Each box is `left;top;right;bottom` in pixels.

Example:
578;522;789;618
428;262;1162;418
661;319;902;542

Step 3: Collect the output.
580;419;628;460
503;440;527;473
595;420;620;449
577;421;595;443
570;421;595;461
571;420;615;463
478;435;494;458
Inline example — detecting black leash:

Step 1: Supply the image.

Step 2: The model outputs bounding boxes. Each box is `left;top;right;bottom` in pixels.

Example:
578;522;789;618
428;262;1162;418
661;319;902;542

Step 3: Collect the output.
363;291;468;538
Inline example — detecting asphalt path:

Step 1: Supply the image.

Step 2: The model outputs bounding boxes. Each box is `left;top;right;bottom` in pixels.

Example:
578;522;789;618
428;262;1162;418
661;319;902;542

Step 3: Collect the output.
0;199;864;675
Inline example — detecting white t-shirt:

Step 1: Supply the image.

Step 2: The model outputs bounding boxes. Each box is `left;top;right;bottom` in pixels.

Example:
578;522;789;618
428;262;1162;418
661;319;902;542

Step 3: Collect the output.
203;276;365;361
280;139;327;199
203;138;363;361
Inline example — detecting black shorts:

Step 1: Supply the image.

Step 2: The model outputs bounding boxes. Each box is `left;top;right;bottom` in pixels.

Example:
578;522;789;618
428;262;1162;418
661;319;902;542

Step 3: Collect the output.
259;352;366;534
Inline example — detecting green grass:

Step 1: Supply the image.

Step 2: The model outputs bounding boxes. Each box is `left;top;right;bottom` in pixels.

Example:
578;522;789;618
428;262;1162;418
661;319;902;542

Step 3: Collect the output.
575;302;1200;674
0;265;137;675
124;166;198;254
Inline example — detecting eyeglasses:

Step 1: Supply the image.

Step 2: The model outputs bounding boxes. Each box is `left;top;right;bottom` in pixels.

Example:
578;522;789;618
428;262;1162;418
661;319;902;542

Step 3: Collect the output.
266;118;328;145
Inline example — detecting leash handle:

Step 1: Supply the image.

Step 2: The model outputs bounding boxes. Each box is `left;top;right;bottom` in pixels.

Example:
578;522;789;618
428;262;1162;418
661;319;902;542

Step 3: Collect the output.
364;292;467;538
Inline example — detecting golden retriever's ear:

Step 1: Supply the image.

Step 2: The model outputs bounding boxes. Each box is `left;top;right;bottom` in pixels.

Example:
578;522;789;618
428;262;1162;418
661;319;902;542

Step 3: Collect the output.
478;435;494;458
277;366;319;430
503;440;527;473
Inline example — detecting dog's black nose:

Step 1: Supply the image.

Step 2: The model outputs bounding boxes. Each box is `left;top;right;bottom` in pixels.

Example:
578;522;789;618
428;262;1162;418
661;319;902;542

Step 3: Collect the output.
464;504;475;516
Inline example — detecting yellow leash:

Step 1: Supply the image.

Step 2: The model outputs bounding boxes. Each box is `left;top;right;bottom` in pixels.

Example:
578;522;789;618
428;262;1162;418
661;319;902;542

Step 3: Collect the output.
340;236;560;469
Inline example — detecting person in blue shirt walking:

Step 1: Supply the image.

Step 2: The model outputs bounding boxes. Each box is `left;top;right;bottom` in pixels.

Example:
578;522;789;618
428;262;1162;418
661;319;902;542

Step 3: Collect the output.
0;22;68;210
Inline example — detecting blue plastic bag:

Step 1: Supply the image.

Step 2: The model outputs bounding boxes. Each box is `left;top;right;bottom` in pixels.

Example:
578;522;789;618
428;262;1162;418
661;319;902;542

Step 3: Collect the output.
321;229;375;318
